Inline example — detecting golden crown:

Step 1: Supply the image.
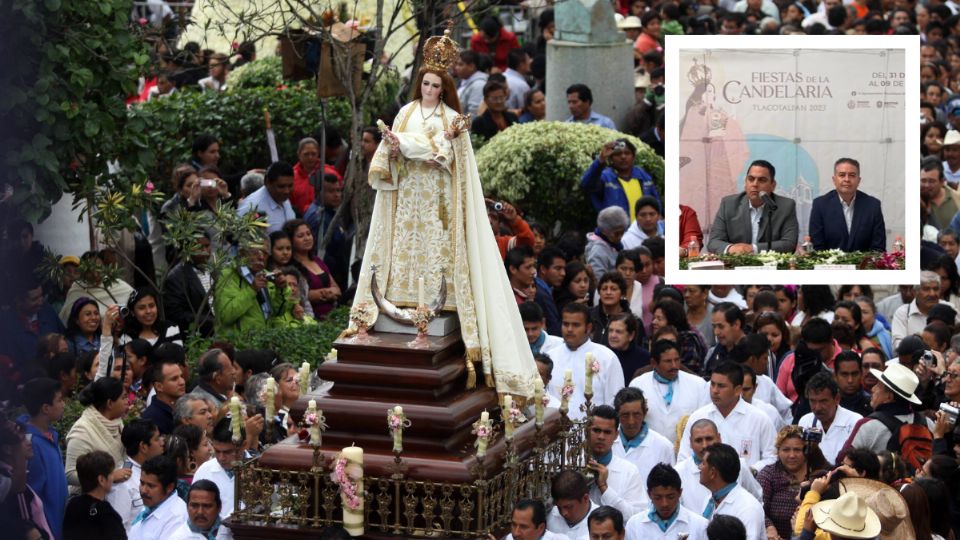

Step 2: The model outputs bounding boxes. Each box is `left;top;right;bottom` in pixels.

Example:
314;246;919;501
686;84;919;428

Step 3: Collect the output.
687;58;712;86
423;21;460;72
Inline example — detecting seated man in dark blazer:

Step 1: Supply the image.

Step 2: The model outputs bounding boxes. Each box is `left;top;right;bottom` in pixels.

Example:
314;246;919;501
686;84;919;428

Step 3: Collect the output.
707;159;799;254
809;157;886;252
471;80;518;140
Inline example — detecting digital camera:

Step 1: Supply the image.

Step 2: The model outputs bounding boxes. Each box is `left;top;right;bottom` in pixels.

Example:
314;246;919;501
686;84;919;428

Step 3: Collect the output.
802;427;823;444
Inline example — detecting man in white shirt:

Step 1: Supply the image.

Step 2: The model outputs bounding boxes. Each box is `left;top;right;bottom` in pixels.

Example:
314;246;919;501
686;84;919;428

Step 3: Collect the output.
546;470;599;540
587;506;627;540
611;387;675;503
699;443;765;540
129;455;188;540
631;340;709;444
891;273;950;349
624;464;709;540
455;50;489;116
193;417;240;519
504;49;532;111
797;372;862;465
108;419;165;532
169;480;234;540
504;499;567;540
740;366;786;431
542;303;625;420
237;161;296;234
732;333;792;423
678;362;777;472
875;286;915;324
675;419;763;515
586;405;646;519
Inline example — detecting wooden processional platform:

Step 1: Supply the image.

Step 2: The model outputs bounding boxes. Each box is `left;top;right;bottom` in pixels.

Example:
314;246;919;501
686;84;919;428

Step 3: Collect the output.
228;330;567;540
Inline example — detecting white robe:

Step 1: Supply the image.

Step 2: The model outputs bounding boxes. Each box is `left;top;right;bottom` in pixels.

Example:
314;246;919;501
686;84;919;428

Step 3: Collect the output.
350;100;538;399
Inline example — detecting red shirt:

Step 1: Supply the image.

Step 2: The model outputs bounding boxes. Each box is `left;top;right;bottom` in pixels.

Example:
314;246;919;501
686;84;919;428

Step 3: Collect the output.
469;28;520;72
679;204;703;249
291;162;341;215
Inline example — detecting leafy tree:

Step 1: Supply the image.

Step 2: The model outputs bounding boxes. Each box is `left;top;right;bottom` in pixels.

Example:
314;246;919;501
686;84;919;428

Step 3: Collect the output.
1;0;152;222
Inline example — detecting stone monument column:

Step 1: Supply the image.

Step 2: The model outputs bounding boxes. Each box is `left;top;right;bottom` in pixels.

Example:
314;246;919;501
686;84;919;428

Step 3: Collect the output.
545;0;636;129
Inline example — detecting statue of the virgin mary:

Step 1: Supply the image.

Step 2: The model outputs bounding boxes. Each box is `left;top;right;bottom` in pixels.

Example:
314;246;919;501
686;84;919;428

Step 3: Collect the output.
346;26;539;401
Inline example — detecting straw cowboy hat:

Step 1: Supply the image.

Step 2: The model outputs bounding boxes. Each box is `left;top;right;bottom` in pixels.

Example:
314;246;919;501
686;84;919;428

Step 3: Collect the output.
840;478;915;540
869;363;922;405
943;130;960;147
618;16;644;30
813;491;882;539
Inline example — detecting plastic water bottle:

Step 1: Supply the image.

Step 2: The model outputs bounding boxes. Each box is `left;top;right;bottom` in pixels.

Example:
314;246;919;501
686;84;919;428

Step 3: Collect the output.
893;236;904;253
687;237;699;258
801;235;814;254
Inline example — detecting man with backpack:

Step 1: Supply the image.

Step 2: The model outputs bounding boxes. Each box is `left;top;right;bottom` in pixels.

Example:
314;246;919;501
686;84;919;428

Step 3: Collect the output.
841;363;934;472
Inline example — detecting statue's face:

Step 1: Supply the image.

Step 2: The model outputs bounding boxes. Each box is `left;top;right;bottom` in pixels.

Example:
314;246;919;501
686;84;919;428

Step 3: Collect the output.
421;72;443;103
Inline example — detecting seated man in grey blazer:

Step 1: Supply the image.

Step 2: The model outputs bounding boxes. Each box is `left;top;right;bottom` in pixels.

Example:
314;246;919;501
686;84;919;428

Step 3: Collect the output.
706;160;799;255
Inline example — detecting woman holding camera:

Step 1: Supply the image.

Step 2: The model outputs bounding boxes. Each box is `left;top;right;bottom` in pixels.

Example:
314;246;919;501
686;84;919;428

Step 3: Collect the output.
757;425;829;540
283;219;340;320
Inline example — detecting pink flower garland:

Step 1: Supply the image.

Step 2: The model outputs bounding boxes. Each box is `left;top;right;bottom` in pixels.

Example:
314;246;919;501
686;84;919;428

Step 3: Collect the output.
330;457;362;510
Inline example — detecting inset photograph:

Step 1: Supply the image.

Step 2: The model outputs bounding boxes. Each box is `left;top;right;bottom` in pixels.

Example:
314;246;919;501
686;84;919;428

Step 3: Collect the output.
665;35;919;285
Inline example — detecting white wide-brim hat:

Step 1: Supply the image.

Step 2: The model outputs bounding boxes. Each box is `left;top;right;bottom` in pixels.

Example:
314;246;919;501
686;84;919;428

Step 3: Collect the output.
869;363;922;405
813;491;882;539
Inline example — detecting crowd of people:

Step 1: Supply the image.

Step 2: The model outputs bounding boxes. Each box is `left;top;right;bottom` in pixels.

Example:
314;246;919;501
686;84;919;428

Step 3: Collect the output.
0;1;956;540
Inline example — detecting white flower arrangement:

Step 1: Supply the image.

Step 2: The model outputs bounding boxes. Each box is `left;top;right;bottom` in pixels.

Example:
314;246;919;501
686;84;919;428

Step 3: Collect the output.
475;122;664;230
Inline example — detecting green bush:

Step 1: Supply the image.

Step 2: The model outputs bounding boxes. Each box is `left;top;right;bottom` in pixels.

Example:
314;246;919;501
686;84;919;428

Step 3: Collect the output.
185;306;350;373
475;122;664;232
228;56;285;90
127;69;400;185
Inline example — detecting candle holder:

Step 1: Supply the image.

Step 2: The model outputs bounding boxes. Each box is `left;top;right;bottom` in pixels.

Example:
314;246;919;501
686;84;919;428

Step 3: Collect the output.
407;305;435;348
348;302;379;344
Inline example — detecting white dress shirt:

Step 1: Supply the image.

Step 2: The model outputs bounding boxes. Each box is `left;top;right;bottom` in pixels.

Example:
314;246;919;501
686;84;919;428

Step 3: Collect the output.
129;492;188;540
168;521;234;540
107;459;143;532
839;194;855;232
237;185;296;234
675;457;763;516
589;454;646;519
798;405;863;465
755;375;793;424
542;339;625;421
678;399;777;472
624;504;709;540
612;425;676;501
631;371;709;444
891;299;953;349
547;501;599;540
193;458;236;519
751;398;786;431
713;485;766;540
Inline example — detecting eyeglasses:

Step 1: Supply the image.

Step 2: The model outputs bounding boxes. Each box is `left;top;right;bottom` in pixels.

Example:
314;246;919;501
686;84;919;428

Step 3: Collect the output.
486;96;506;103
943;371;960;380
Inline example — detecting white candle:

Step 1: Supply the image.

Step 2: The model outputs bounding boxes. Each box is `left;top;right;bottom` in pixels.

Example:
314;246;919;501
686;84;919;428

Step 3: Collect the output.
480;410;489;423
391;405;404;453
340;445;364;536
265;378;276;424
584;352;595;396
299;362;310;395
534;378;544;427
503;395;514;440
230;396;242;443
307;400;320;445
418;277;425;307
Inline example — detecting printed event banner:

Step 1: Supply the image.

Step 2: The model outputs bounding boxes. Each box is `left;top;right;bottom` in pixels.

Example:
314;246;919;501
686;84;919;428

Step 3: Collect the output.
678;47;906;251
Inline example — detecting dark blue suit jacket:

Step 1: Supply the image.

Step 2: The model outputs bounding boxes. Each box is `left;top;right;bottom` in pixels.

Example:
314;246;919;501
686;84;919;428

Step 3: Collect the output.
809;189;885;252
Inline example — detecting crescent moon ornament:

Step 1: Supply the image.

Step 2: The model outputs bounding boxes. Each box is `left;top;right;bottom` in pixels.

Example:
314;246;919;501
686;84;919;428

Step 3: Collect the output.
370;266;447;325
